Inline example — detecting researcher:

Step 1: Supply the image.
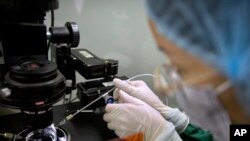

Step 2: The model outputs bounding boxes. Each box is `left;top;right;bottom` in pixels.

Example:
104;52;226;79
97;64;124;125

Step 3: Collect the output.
104;0;250;141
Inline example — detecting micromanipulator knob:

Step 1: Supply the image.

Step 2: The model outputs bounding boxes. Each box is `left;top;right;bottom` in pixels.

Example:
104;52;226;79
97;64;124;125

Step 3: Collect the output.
49;21;80;47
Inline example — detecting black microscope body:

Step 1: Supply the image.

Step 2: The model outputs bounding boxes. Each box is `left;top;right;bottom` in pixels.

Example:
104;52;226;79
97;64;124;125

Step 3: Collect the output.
0;0;125;132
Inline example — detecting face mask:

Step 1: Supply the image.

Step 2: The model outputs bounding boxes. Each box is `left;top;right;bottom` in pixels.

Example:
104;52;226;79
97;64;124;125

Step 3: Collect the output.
154;63;231;141
175;84;230;141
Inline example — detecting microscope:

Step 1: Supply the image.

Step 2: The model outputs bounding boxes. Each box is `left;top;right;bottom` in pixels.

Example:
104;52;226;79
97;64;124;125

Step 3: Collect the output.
0;0;125;140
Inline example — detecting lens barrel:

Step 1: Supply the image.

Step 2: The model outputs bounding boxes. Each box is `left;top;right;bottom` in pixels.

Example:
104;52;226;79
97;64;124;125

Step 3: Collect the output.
1;60;65;128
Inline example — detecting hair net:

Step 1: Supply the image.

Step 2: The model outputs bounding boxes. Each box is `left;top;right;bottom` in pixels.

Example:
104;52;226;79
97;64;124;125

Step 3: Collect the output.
146;0;250;114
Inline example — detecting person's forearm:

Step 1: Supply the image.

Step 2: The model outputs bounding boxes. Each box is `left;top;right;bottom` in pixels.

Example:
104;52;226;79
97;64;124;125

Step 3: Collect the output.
180;124;215;141
155;104;189;134
155;122;183;141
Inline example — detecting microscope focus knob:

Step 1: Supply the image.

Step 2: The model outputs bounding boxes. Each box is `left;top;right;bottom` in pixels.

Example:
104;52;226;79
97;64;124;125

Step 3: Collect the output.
49;22;80;47
65;22;80;47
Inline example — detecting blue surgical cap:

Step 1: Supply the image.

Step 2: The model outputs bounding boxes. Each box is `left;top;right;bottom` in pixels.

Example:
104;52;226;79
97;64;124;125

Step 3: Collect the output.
146;0;250;114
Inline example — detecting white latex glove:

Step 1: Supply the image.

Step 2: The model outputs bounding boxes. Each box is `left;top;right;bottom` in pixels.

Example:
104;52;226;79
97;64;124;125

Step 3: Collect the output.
113;78;189;134
103;90;182;141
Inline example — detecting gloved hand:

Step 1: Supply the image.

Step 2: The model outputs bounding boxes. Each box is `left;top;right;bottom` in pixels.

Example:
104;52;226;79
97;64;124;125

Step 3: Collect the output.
104;90;182;141
113;78;189;134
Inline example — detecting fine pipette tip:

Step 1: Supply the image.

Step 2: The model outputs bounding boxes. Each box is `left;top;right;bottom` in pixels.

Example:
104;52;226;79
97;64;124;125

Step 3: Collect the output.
58;114;74;126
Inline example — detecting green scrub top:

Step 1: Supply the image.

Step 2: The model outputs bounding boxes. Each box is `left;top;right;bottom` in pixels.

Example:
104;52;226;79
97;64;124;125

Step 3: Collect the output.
180;124;215;141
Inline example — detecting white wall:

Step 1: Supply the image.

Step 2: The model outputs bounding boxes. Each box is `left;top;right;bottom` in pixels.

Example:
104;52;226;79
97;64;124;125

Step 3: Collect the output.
49;0;166;84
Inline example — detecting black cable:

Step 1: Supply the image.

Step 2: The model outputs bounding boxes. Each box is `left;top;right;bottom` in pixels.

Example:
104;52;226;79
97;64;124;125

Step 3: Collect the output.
51;9;54;27
47;9;55;51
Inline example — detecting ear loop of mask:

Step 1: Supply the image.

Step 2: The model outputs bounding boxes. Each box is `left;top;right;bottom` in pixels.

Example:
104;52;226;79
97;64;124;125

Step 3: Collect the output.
215;81;232;96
